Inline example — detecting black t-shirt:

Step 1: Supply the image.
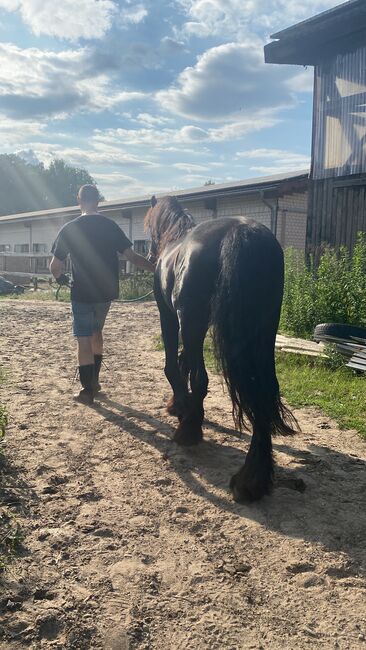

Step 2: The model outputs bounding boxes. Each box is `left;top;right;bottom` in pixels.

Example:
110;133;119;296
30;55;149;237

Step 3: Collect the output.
51;214;132;303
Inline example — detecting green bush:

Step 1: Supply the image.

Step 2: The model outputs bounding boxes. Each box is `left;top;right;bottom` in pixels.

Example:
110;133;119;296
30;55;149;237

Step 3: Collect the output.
280;232;366;338
119;271;154;301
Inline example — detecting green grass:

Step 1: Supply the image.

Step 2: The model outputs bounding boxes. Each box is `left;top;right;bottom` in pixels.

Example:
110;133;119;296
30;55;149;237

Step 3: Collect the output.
0;272;154;303
276;352;366;439
156;333;366;439
0;287;70;301
205;336;366;438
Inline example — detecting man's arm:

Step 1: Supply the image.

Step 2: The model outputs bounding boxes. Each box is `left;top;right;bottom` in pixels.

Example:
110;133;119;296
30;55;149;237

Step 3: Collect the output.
49;255;64;279
123;247;155;272
50;226;69;280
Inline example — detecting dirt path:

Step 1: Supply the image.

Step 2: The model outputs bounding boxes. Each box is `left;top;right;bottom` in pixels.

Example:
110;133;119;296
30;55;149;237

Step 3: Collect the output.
0;300;365;650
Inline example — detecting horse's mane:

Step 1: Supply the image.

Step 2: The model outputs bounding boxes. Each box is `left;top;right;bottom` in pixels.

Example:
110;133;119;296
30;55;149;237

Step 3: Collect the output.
144;195;195;254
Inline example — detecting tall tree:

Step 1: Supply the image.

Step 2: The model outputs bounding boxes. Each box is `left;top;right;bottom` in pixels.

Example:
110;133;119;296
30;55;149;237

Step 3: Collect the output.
0;154;103;216
44;159;104;209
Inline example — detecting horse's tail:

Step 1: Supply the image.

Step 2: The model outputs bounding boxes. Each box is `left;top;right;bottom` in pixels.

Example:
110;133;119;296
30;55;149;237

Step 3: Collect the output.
211;221;297;439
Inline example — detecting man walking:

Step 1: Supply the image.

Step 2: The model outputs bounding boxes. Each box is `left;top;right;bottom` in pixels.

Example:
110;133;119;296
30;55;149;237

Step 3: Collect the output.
50;184;154;404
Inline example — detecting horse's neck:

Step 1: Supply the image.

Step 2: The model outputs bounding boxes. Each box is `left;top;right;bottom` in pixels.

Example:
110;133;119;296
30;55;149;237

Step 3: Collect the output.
160;220;194;249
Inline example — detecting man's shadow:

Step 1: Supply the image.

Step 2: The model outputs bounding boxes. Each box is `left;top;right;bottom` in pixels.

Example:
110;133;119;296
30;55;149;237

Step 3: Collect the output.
95;395;366;571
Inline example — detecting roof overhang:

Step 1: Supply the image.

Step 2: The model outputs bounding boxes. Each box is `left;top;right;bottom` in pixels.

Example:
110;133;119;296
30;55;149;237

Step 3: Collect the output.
264;0;366;66
0;171;309;226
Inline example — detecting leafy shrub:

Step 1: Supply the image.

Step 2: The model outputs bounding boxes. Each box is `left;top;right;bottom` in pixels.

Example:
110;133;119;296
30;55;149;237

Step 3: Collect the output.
119;271;154;301
280;232;366;338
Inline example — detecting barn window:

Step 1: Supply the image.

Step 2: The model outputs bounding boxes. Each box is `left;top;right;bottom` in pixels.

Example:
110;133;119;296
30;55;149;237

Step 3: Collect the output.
134;240;150;256
0;244;11;252
33;243;47;253
36;257;49;271
14;244;30;253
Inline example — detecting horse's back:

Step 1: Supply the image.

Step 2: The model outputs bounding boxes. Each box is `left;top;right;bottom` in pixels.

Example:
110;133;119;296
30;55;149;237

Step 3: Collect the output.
189;215;277;242
179;216;281;271
173;216;281;310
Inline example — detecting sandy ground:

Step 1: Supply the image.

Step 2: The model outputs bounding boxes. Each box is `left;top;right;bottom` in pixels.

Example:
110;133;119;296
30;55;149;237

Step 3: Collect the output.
0;299;365;650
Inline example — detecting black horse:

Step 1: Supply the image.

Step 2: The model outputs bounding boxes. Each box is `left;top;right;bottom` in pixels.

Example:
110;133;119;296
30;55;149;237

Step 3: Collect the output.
145;195;297;502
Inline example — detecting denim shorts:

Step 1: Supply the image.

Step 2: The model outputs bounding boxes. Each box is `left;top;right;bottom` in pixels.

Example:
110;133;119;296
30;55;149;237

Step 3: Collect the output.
71;301;111;337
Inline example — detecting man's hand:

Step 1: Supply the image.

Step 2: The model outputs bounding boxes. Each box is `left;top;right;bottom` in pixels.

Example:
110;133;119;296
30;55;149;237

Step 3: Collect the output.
56;273;70;286
123;247;155;272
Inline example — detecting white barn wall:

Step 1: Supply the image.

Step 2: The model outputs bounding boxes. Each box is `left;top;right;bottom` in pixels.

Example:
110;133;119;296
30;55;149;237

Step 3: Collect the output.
277;192;308;249
218;195;272;228
0;187;309;259
31;219;65;252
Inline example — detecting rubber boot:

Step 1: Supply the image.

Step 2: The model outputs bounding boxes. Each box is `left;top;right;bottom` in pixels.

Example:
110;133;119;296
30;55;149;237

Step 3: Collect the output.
93;354;103;394
74;364;95;404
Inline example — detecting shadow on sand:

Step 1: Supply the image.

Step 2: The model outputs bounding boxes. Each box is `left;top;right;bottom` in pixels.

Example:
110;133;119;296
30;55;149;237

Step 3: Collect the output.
94;395;366;571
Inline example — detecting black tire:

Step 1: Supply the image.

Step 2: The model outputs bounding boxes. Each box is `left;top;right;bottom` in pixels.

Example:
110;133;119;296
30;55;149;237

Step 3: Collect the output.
314;323;366;342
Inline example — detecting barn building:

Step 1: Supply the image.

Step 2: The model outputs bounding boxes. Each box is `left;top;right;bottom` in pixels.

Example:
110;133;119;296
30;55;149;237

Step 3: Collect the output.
265;0;366;257
0;170;308;278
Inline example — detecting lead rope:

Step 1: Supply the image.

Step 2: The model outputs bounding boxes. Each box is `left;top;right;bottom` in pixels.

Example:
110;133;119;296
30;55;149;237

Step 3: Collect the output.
54;284;154;302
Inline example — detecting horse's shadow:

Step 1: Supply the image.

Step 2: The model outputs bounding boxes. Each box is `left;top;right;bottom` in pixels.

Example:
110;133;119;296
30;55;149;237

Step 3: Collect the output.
95;396;366;570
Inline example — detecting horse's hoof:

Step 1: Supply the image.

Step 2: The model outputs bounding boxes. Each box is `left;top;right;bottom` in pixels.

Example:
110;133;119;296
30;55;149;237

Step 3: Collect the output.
166;397;178;416
229;472;272;503
174;422;203;446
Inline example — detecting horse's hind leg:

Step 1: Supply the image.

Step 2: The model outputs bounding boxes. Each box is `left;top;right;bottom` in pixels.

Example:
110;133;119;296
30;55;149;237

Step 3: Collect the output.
230;416;273;502
158;303;189;418
230;340;276;502
174;312;208;446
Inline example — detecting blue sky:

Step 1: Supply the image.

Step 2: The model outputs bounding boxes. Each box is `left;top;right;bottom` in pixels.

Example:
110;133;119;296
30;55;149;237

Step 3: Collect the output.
0;0;341;199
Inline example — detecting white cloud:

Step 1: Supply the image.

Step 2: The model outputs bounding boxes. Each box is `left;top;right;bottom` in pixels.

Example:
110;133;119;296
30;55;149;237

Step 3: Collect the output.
0;114;45;153
134;112;173;127
288;69;314;93
178;0;340;40
180;173;216;183
92;114;279;151
57;148;158;169
21;140;159;171
173;162;210;172
92;171;168;200
236;148;310;172
0;0;19;9
119;3;148;26
0;42;148;119
157;42;301;122
16;148;41;165
0;0;116;40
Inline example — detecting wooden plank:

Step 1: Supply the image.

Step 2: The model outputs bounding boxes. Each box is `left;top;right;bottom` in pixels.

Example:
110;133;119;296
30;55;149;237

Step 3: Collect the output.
329;182;337;247
359;186;366;233
315;181;324;257
347;187;355;252
324;177;334;246
334;176;366;188
335;187;344;250
321;179;329;249
356;185;364;246
307;182;315;256
340;187;349;249
279;348;325;358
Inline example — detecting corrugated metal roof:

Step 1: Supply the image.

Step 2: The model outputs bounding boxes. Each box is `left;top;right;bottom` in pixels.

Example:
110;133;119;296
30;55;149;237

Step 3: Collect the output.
0;170;309;224
265;0;366;66
270;0;364;40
